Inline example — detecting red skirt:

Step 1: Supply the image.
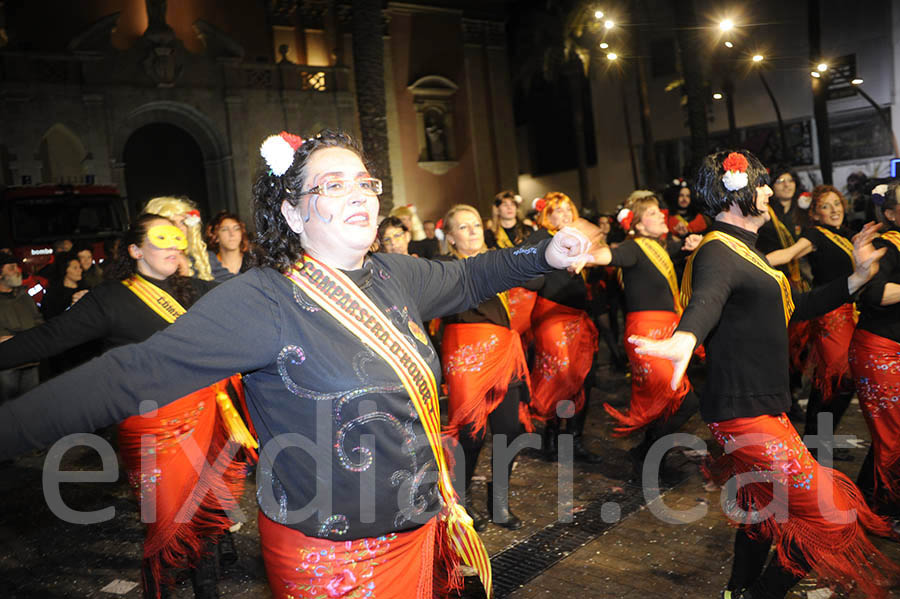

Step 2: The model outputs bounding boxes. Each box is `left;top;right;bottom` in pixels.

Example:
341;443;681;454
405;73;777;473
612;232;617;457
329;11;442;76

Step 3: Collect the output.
507;287;537;337
442;323;532;438
529;297;598;420
604;311;690;436
259;513;440;599
119;375;249;591
849;328;900;502
808;303;856;403
788;320;811;374
706;414;897;597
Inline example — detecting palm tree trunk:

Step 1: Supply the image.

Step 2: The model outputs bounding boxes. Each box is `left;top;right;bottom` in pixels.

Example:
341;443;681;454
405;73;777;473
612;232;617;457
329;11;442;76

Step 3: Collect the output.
673;0;709;174
565;57;591;208
352;0;393;211
634;0;657;187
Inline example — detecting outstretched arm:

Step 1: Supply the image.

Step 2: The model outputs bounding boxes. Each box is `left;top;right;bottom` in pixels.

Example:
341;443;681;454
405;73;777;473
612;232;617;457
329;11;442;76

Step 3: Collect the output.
766;237;813;266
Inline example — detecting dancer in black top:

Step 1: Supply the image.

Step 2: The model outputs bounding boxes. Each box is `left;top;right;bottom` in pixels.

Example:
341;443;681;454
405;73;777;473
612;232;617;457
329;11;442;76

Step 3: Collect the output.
631;150;894;599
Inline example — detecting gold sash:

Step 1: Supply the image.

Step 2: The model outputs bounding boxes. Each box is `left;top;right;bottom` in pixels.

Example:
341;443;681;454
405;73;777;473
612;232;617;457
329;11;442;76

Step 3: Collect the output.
285;255;493;596
882;230;900;253
633;237;683;315
768;206;806;290
121;275;257;450
495;226;514;249
681;231;795;326
815;226;854;264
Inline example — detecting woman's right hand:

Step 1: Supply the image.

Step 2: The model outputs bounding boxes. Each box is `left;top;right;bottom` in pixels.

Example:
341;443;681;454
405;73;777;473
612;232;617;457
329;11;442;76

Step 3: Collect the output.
630;331;697;390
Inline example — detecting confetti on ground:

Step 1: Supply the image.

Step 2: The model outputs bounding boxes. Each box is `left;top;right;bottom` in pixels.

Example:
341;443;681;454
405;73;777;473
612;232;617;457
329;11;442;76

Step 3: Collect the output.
100;580;139;595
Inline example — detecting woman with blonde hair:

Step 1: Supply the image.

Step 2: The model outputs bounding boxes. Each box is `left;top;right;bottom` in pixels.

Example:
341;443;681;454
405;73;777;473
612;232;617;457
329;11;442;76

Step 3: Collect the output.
529;191;601;463
142;196;213;281
439;204;534;531
389;204;426;241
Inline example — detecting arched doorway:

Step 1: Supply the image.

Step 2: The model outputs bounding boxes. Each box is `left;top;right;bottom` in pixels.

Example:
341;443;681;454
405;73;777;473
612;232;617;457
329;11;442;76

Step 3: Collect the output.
123;123;209;218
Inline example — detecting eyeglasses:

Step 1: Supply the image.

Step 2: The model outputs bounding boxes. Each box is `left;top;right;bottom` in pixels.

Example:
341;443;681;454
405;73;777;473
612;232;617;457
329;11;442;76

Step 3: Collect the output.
299;177;383;198
774;177;794;185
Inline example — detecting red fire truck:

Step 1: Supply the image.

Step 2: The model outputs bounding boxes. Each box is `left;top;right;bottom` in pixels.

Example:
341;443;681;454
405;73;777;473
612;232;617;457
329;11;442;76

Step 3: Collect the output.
1;184;128;304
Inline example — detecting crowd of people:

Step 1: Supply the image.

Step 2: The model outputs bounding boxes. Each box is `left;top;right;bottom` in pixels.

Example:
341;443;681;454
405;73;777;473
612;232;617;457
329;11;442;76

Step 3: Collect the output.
0;129;899;599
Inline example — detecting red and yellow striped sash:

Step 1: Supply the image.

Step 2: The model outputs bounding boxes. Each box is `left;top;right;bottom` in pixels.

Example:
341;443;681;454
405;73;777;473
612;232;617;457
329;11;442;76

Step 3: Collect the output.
882;230;900;253
285;255;493;596
681;231;795;326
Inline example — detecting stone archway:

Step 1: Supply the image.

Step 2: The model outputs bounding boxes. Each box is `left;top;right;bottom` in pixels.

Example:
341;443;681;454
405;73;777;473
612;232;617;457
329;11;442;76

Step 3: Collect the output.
111;101;235;218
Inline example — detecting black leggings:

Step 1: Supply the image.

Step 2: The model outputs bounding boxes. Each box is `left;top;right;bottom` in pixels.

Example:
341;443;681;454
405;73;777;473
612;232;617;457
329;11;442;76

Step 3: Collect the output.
727;528;809;598
456;381;527;488
631;389;700;458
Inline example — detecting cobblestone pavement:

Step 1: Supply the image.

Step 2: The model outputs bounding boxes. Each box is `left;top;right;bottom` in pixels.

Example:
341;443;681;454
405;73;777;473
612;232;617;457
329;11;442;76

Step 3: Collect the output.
1;361;898;598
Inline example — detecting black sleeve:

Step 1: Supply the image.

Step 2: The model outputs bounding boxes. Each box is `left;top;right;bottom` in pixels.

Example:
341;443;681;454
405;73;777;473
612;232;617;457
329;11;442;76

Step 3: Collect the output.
0;270;284;459
791;276;851;321
384;239;554;321
858;241;898;309
666;237;685;259
676;243;735;343
608;241;640;268
0;288;111;369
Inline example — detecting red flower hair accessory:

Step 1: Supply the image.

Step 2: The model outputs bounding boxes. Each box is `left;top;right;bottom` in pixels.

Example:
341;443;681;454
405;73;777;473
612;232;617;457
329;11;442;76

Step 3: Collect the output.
617;208;634;231
532;197;547;212
183;209;201;227
722;152;749;191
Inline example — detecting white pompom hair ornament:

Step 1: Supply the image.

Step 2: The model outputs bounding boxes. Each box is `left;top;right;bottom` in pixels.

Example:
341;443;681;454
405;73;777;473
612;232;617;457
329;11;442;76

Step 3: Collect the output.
260;131;305;176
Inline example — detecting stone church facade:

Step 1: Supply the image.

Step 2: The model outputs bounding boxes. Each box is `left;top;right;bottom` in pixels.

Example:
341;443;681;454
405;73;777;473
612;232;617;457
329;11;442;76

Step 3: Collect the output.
0;0;517;224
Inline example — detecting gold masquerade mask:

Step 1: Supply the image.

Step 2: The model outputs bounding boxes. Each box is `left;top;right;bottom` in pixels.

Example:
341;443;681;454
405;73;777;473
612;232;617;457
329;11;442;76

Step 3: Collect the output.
146;225;188;250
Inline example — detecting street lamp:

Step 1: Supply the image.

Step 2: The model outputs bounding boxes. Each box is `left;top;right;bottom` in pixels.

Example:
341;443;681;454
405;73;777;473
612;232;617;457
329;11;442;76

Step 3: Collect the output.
594;10;604;19
606;52;618;61
724;41;734;48
712;92;723;100
599;42;609;49
719;19;734;32
752;54;764;62
604;19;615;30
816;63;828;72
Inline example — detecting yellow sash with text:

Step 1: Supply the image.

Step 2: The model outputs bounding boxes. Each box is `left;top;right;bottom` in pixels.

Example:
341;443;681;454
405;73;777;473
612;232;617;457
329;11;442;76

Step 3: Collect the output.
815;226;854;264
681;231;795;326
285;255;493;597
633;237;683;315
121;275;257;450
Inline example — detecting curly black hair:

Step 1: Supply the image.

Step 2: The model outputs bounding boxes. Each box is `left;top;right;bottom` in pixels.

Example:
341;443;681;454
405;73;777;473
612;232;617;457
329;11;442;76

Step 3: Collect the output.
694;150;770;218
104;213;200;307
253;128;371;273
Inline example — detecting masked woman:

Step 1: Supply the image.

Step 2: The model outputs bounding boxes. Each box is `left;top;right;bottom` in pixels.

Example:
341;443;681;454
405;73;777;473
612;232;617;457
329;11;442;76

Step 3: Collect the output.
850;182;900;516
143;196;214;281
766;185;857;449
631;150;895;599
0;214;253;599
439;204;534;532
528;192;600;463
589;193;702;478
0;129;598;599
